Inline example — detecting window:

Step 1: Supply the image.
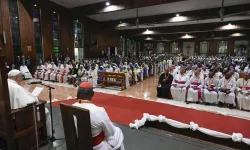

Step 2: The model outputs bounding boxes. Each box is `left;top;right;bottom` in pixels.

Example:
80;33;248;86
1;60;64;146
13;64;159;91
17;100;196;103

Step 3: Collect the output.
126;39;131;56
120;36;125;56
33;5;43;63
157;43;165;54
200;42;209;56
133;41;136;56
234;40;249;56
217;41;227;56
170;42;178;54
9;0;22;59
52;13;60;56
73;21;84;61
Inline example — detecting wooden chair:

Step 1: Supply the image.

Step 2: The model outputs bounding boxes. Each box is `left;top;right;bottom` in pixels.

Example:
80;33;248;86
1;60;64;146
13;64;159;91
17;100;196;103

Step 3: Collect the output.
60;103;93;150
0;55;48;150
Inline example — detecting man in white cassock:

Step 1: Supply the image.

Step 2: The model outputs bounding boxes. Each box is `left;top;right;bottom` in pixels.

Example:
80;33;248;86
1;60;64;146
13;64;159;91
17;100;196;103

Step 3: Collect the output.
73;82;124;150
218;71;236;109
204;71;219;104
20;62;32;79
88;64;98;87
171;67;189;102
186;69;204;103
236;73;250;110
7;69;52;137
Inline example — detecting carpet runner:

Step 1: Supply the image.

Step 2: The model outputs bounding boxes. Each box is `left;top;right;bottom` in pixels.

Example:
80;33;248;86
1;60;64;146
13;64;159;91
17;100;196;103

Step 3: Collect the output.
52;92;250;138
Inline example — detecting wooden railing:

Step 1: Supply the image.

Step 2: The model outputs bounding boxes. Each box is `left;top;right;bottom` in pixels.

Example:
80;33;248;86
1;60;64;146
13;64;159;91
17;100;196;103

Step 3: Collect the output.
98;72;126;90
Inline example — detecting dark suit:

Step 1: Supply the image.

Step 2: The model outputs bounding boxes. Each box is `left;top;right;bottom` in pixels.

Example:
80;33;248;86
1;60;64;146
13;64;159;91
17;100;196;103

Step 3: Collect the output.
157;73;173;99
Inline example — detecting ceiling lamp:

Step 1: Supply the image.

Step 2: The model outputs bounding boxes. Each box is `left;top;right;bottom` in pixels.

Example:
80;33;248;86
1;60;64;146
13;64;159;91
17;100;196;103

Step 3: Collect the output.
34;4;37;6
106;2;110;6
181;34;194;39
145;37;153;40
176;14;179;17
230;33;245;37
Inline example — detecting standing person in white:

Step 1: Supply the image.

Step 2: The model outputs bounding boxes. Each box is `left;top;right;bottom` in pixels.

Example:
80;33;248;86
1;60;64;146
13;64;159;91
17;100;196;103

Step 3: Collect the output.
204;71;219;104
73;82;125;150
171;67;189;102
7;69;52;137
88;64;98;87
236;73;250;110
218;71;236;109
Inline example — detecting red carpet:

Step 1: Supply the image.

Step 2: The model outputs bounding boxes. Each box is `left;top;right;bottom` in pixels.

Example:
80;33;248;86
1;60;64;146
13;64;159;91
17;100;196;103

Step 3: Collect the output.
52;92;250;138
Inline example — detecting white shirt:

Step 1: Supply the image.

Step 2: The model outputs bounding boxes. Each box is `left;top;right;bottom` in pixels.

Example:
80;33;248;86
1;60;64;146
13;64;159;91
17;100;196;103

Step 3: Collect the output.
187;75;204;88
20;65;30;73
204;77;219;89
219;77;236;92
236;78;250;91
8;79;38;110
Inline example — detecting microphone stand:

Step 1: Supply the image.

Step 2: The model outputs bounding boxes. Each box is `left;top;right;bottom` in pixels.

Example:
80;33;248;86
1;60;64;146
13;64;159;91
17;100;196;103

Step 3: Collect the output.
36;82;64;149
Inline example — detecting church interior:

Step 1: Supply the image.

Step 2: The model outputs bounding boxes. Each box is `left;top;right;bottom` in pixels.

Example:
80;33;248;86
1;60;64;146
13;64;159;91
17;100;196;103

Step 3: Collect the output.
1;0;250;150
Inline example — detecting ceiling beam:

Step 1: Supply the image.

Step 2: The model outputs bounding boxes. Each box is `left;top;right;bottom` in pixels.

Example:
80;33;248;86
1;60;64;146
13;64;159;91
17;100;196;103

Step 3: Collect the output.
99;4;250;29
70;0;187;16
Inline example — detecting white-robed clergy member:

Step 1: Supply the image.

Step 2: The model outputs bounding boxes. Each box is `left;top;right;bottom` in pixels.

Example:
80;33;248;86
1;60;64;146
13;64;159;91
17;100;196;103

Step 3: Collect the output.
20;61;32;79
218;70;236;109
7;69;52;137
204;71;219;104
171;67;189;102
236;73;250;110
186;69;204;104
73;82;125;150
88;64;98;87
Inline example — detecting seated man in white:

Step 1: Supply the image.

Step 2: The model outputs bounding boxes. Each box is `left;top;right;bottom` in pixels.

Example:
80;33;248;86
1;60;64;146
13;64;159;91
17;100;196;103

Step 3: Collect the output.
204;71;219;105
49;62;58;81
34;63;44;79
20;61;32;79
186;69;204;104
171;67;189;102
73;82;124;150
236;73;250;110
7;69;52;137
44;61;52;81
218;70;236;109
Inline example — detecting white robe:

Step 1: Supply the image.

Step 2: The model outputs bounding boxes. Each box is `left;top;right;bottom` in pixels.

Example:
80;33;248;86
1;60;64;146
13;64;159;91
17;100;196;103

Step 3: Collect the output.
88;69;98;87
72;103;124;150
20;65;32;79
186;75;204;102
7;79;52;137
44;64;52;80
34;65;44;79
171;74;188;102
49;65;58;81
218;77;236;106
204;77;219;104
236;78;250;110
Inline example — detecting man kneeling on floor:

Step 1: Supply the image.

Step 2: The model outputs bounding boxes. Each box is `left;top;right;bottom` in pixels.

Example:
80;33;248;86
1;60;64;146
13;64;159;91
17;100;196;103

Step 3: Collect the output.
73;82;125;150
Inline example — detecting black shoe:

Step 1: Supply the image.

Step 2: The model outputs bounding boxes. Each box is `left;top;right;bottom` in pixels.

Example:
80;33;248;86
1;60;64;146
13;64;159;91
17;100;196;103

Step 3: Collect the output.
196;101;200;104
186;101;190;104
205;102;209;105
218;102;223;107
229;104;234;109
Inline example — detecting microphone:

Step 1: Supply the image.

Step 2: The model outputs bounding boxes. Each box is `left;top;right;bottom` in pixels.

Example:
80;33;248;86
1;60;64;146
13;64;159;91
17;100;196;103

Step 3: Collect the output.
29;81;42;85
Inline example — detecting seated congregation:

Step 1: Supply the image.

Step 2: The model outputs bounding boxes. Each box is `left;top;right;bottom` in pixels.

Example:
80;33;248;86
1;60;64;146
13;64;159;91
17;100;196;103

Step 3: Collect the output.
32;54;168;88
157;55;250;110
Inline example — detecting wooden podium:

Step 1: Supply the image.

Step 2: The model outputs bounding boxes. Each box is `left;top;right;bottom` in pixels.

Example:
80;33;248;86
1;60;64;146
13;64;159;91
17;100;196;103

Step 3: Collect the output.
0;55;48;150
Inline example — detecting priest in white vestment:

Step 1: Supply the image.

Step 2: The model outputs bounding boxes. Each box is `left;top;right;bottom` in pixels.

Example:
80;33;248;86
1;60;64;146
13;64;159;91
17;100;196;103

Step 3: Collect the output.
73;82;125;150
218;71;236;109
204;71;219;104
236;73;250;110
171;67;189;102
44;62;52;81
186;69;204;103
88;65;98;87
7;69;52;137
20;62;32;79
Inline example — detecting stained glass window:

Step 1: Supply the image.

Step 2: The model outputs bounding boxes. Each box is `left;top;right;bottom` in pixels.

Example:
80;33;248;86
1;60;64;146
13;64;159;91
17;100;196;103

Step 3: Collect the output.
33;5;43;63
74;21;84;61
52;13;60;56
